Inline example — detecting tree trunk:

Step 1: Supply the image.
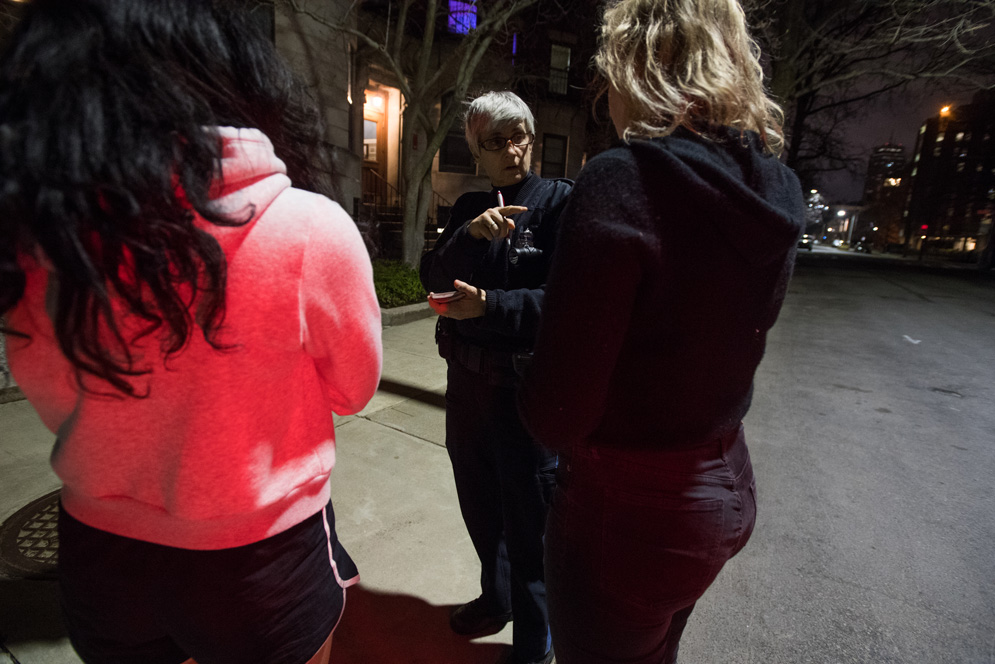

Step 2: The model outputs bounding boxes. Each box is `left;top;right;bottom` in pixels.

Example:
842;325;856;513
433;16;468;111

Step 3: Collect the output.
785;94;810;171
401;170;432;267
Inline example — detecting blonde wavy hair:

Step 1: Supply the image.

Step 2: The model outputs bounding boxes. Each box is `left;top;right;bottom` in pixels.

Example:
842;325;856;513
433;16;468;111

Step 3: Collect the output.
595;0;785;155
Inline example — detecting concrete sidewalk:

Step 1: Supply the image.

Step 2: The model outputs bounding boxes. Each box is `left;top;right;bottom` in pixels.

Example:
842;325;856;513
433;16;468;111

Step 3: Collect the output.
0;314;517;664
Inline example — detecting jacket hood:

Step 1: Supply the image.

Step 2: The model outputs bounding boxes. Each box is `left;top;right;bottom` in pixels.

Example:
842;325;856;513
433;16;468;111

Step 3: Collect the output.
209;126;291;220
629;127;805;265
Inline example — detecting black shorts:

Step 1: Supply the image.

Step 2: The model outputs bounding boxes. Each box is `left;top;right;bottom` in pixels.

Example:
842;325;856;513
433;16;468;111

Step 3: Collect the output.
58;501;358;664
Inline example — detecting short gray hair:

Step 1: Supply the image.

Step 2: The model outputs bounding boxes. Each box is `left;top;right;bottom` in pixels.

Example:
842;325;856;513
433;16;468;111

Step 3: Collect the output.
464;91;536;159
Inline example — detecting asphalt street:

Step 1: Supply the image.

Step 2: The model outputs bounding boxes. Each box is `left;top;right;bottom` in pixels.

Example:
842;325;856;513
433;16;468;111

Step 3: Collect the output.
682;252;995;664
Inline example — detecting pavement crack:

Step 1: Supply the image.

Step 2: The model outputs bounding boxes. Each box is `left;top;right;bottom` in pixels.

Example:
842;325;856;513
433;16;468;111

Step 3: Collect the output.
930;387;964;398
879;276;933;302
356;415;446;449
832;383;873;393
0;641;23;664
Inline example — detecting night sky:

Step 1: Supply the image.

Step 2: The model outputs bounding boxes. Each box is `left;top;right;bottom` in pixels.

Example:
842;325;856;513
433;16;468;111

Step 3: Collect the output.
820;84;977;204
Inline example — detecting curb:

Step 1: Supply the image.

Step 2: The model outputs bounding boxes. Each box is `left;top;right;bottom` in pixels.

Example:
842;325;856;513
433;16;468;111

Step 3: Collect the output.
0;386;24;404
381;302;436;328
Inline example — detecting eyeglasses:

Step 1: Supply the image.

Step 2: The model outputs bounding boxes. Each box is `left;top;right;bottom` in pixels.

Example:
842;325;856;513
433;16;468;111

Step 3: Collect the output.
479;132;535;152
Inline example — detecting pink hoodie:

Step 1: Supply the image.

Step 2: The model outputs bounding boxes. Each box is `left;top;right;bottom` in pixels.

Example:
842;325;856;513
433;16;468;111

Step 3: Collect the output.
5;127;382;550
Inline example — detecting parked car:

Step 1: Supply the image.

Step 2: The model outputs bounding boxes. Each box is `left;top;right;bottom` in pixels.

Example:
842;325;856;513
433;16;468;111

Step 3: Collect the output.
798;233;814;251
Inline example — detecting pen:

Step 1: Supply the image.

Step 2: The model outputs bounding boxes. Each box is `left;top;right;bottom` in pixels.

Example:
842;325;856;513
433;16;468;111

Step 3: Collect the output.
497;191;510;247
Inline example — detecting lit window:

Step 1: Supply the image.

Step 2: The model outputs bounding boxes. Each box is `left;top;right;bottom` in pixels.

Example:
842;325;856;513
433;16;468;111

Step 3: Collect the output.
364;119;378;161
936;132;944;142
448;1;477;35
549;44;571;95
956;132;964;142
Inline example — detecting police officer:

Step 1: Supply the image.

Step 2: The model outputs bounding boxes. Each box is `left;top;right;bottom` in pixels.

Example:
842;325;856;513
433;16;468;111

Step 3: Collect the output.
420;91;571;664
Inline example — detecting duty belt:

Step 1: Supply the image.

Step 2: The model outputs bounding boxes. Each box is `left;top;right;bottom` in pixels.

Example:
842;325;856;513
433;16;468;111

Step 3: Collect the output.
447;338;515;375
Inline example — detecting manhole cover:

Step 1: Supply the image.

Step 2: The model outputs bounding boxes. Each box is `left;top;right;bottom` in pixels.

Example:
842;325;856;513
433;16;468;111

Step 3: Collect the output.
0;489;60;579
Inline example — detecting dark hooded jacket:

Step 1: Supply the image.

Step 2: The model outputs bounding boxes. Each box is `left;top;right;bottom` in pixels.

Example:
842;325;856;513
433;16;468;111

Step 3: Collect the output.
518;127;806;451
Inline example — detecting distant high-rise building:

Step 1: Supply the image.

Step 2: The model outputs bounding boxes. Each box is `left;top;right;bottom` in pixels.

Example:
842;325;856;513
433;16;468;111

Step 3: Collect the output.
905;91;995;260
862;144;906;205
860;144;908;251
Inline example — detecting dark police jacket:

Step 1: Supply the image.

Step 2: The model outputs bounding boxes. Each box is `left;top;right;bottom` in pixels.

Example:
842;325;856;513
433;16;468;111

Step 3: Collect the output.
419;172;572;361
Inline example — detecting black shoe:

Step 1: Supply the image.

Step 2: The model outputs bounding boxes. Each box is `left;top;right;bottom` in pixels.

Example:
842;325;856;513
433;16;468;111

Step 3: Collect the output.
449;597;512;636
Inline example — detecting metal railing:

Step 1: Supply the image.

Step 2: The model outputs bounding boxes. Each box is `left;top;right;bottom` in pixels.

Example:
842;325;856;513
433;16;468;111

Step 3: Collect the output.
359;169;455;257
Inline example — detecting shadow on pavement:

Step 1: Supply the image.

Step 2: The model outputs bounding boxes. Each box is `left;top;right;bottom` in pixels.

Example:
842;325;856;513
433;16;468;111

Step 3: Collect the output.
0;577;67;644
334;585;508;664
376;378;447;409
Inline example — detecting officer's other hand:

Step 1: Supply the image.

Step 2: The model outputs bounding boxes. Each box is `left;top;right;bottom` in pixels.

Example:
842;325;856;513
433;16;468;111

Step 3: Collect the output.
467;206;527;241
429;280;486;319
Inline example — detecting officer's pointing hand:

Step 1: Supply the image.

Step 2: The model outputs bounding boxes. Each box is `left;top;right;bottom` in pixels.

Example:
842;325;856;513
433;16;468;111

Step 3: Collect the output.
467;206;527;241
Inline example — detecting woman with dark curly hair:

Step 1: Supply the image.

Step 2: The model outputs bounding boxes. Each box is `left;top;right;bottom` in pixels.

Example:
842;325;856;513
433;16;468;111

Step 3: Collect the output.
0;2;382;663
519;0;805;662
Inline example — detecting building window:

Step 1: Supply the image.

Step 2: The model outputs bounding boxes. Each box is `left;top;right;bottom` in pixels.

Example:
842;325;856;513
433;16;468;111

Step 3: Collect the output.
448;1;477;34
542;134;567;178
364;119;378;161
438;127;476;174
549;44;571;95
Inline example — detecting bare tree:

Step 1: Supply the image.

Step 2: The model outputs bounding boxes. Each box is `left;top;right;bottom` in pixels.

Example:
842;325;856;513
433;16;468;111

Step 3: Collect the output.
748;0;995;184
282;0;548;267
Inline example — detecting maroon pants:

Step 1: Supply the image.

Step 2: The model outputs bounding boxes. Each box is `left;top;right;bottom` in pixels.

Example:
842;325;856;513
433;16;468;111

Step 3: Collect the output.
544;425;756;664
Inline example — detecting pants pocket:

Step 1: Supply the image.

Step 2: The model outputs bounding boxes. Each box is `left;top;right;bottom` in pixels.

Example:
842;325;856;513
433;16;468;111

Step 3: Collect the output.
599;487;729;613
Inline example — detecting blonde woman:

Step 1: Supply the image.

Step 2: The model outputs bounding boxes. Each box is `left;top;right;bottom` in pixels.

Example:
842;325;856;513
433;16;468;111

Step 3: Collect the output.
518;0;805;662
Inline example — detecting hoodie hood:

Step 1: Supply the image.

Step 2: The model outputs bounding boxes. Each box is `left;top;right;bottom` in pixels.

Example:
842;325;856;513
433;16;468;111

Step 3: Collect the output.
629;127;805;265
209;126;291;221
